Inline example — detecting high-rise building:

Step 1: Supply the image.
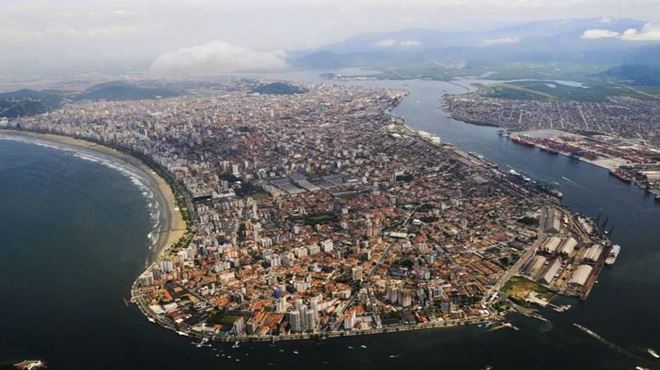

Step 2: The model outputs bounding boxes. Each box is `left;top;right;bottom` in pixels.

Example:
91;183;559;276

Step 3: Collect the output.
287;311;301;332
351;266;364;282
276;297;287;313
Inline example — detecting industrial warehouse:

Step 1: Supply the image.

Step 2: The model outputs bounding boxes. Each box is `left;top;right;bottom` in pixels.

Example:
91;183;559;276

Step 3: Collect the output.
519;207;612;300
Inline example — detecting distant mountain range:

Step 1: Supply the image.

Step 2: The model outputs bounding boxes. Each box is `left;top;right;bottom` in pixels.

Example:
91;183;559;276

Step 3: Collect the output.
290;18;660;68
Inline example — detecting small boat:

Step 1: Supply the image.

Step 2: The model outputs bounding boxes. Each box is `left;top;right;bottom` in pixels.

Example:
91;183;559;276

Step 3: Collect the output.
147;317;156;323
13;360;46;370
194;338;209;348
360;345;367;349
232;341;240;349
176;331;189;337
648;348;659;358
293;350;299;355
553;304;571;312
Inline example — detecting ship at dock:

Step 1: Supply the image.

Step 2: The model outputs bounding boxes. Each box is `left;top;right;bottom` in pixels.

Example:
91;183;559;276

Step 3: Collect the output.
605;245;621;265
539;146;559;155
609;169;632;184
507;169;563;198
510;136;535;148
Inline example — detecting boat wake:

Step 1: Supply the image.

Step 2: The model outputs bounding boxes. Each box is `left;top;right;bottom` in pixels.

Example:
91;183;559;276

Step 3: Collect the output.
573;323;641;360
561;176;580;186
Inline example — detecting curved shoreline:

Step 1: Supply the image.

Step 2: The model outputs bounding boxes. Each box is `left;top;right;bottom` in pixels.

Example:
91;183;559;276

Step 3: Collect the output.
0;129;187;272
0;104;516;343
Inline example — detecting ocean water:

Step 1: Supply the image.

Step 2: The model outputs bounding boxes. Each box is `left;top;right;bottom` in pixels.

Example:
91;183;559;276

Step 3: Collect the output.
1;75;659;370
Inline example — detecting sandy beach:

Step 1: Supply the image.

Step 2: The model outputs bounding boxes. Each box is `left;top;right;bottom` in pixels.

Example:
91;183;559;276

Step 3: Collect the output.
0;129;187;263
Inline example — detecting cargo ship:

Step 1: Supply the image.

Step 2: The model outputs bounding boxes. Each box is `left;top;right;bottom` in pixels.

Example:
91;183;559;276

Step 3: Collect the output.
510;136;535;148
609;169;632;184
539;146;559;155
605;245;621;265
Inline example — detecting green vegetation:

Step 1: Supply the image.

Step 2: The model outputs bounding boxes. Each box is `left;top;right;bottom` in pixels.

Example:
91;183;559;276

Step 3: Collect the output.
481;79;658;102
251;192;270;200
502;276;555;304
597;64;660;87
233;181;267;198
517;215;539;226
252;82;307;95
303;212;339;226
368;62;607;82
395;173;414;182
75;81;183;101
0;89;64;118
206;310;239;326
336;191;359;200
373;63;473;81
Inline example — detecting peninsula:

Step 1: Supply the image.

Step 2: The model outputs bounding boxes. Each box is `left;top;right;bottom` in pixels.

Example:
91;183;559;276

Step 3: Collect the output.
1;78;614;342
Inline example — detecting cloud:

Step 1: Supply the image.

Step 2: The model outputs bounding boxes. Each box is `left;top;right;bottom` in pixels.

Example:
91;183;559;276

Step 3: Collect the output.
484;36;519;45
375;39;397;47
375;39;421;47
580;23;660;42
621;23;660;41
149;41;286;76
581;28;620;39
399;40;421;47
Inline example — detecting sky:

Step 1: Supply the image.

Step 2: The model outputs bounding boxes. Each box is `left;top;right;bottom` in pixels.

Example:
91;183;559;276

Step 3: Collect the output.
1;0;659;75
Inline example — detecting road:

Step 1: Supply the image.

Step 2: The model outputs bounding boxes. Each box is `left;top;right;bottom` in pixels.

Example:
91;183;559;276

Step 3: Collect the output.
485;207;548;301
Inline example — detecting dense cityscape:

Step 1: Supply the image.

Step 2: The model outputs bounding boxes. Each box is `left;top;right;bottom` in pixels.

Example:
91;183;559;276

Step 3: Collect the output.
1;80;615;341
446;94;660;201
446;94;660;146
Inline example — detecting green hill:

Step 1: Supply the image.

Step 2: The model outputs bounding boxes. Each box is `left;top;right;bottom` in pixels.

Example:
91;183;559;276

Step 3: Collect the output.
75;81;183;101
0;89;63;118
253;82;307;95
598;64;660;87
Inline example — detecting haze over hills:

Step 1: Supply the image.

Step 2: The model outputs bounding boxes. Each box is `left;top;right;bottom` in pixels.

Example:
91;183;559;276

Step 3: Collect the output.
290;18;660;68
597;64;660;87
0;89;64;119
75;81;183;101
0;81;187;119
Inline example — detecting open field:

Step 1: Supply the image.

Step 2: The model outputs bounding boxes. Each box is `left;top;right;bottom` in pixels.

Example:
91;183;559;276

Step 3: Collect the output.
502;275;555;303
481;79;658;102
368;62;608;82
